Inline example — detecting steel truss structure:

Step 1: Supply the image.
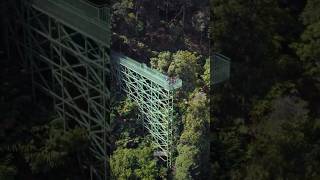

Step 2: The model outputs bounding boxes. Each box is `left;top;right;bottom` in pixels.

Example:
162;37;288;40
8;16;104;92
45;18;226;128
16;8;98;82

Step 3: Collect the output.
4;0;111;179
3;0;186;177
2;0;231;177
111;52;182;167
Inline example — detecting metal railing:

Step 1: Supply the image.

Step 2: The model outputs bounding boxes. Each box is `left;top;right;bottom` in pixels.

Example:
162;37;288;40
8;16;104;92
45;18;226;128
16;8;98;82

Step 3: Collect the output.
32;0;111;47
54;0;110;24
111;51;183;91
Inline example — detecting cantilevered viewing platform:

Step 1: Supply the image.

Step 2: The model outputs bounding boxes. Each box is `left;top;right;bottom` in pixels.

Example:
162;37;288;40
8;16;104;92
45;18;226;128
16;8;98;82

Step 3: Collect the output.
111;51;183;91
213;53;231;84
32;0;111;47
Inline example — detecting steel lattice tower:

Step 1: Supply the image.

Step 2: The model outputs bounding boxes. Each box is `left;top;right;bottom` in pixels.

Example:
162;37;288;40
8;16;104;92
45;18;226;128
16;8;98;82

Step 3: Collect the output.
4;0;111;179
111;52;182;167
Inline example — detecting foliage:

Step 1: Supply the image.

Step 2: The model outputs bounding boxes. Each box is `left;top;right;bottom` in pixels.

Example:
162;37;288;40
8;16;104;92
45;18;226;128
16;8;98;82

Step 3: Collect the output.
22;120;88;174
110;141;166;180
211;0;320;179
150;51;173;73
151;50;203;94
112;98;142;148
174;145;199;180
0;118;89;179
1;0;320;179
0;58;89;179
294;0;320;81
244;94;320;180
116;97;139;119
175;91;210;179
0;155;16;180
202;58;210;87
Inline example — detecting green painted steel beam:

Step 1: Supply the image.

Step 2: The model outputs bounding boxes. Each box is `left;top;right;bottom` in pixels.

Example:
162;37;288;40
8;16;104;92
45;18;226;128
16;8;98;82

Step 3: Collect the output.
32;0;111;48
111;51;182;91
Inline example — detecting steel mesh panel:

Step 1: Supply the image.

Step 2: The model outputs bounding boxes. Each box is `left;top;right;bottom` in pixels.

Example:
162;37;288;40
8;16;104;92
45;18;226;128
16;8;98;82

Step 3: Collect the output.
33;0;111;48
213;53;231;84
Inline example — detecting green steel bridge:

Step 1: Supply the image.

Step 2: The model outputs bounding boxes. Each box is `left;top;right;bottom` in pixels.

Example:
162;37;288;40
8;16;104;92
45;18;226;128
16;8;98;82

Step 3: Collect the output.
2;0;230;179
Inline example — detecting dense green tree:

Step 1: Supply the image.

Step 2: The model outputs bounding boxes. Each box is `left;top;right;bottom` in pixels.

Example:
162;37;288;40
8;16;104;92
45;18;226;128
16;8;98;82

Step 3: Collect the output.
2;0;319;179
151;50;203;94
168;51;203;93
295;0;320;77
210;117;250;180
21;120;88;174
1;118;89;180
212;0;300;106
244;83;320;180
175;91;210;179
0;58;89;179
210;1;320;180
150;51;173;73
0;155;16;180
202;58;210;87
111;0;210;55
110;142;165;180
111;98;142;148
293;0;320;108
174;145;199;180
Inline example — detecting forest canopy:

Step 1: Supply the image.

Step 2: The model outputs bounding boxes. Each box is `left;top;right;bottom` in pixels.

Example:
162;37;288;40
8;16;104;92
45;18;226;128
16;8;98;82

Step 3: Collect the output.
0;0;319;179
